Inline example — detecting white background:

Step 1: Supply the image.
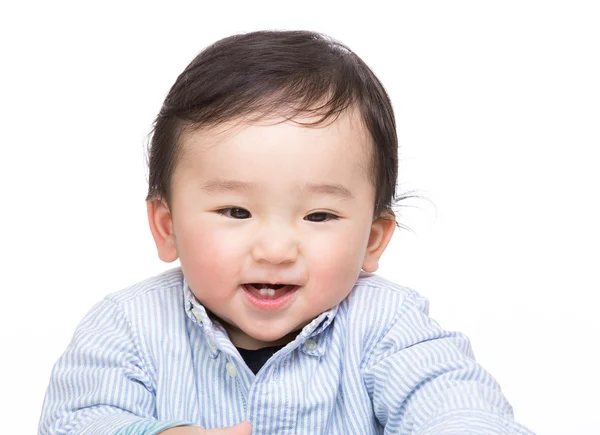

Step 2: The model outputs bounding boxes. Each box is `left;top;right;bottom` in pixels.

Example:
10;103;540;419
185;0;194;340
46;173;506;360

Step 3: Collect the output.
1;1;598;433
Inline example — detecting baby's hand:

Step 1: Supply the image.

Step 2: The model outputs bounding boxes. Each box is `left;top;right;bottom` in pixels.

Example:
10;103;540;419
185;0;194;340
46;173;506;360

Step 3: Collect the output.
159;421;252;435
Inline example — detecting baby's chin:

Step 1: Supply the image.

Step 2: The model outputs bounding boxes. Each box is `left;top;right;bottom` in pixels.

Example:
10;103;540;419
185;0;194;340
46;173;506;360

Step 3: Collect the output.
206;308;313;349
228;321;309;350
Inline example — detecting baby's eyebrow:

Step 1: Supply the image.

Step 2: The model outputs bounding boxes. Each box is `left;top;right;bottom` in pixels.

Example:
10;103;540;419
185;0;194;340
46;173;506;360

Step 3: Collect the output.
307;183;355;200
200;179;355;200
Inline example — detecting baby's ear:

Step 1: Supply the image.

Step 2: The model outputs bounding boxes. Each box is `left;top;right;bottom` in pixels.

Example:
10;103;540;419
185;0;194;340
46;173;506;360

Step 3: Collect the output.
147;198;179;263
362;213;396;273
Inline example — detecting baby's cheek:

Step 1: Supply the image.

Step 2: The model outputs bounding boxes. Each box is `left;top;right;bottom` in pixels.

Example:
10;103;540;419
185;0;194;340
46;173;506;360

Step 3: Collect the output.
308;236;363;295
181;228;241;281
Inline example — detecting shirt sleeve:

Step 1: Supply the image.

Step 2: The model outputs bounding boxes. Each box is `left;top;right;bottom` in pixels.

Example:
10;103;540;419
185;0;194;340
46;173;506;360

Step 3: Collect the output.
361;294;536;435
38;297;195;435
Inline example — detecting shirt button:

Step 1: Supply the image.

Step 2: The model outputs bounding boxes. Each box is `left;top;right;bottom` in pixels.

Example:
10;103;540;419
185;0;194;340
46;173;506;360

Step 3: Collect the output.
207;337;215;348
304;339;318;351
192;309;202;322
226;362;237;377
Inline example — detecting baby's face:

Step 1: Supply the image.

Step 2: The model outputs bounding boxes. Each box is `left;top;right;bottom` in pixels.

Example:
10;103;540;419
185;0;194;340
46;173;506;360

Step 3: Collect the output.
162;108;393;349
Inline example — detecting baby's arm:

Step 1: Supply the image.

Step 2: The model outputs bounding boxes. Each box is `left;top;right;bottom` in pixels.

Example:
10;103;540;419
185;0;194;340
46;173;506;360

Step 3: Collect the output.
362;294;535;434
38;298;194;435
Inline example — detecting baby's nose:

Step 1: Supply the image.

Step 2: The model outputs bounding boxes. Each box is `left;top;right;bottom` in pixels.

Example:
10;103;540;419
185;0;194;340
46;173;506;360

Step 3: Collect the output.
251;224;299;264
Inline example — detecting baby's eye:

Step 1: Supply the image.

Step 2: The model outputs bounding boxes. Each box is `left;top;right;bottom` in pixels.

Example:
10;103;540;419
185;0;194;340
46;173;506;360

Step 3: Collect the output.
305;212;339;223
217;207;251;219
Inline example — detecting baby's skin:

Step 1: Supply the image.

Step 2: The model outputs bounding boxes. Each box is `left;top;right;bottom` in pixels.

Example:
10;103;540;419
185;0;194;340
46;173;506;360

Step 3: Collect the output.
159;421;252;435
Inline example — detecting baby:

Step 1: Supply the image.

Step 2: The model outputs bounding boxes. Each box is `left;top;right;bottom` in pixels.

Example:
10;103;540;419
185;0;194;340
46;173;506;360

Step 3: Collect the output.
38;30;534;435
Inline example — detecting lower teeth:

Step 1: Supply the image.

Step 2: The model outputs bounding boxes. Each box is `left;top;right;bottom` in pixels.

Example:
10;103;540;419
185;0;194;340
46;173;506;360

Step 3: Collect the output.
259;288;276;297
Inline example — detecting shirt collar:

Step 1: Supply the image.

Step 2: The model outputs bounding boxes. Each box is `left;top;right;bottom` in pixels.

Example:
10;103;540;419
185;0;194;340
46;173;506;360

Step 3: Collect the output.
182;273;339;356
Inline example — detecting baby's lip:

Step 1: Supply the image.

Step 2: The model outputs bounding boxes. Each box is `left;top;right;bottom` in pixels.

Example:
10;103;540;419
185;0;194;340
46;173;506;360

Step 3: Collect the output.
242;280;303;287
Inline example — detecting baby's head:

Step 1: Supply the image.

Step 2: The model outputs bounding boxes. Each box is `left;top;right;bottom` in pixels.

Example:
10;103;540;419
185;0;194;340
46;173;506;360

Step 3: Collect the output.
146;30;400;349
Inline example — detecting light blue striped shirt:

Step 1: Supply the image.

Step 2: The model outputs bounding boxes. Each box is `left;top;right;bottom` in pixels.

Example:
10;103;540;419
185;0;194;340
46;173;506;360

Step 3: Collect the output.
39;267;535;434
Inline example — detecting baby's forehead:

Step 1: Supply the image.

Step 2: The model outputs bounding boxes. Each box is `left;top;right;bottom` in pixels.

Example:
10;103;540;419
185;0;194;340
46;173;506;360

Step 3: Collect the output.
174;109;374;187
179;107;372;155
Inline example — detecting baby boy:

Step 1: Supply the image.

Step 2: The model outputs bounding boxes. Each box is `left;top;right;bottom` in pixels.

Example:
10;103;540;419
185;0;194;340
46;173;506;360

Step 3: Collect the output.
38;30;534;435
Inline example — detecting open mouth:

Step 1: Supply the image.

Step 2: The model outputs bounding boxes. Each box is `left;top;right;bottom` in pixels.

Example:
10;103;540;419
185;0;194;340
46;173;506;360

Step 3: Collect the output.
243;283;298;300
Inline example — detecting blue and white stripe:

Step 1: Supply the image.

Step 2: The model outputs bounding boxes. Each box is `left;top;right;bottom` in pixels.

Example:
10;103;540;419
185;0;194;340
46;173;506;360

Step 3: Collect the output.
38;267;535;434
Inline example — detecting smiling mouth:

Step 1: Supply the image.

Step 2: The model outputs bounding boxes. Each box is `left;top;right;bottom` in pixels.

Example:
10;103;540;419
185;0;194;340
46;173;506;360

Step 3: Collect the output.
243;283;298;300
